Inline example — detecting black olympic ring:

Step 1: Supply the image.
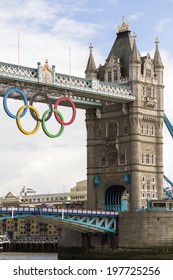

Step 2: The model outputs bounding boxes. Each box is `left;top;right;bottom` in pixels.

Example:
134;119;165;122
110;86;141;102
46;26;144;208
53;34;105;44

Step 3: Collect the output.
29;93;53;122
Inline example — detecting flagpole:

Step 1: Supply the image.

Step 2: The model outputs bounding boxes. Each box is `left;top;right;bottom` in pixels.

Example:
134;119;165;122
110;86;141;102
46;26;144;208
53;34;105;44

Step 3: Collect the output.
18;32;20;65
69;44;71;76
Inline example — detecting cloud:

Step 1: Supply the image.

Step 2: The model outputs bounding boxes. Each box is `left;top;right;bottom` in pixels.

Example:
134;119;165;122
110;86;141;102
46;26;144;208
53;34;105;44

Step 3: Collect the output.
51;18;99;40
128;12;144;21
0;0;104;196
155;18;171;32
103;0;118;5
0;0;103;77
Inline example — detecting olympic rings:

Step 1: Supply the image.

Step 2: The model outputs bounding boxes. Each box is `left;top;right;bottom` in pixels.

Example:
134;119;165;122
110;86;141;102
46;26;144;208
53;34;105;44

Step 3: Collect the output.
3;87;76;138
17;105;41;135
54;97;76;125
42;109;64;138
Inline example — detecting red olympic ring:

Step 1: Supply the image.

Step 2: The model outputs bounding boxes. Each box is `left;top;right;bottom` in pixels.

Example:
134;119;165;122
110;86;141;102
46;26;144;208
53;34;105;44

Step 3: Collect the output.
54;97;76;125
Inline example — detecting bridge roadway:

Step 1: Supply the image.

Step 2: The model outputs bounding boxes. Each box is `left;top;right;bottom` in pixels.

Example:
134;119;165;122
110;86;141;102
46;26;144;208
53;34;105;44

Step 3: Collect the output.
0;61;135;108
0;207;119;234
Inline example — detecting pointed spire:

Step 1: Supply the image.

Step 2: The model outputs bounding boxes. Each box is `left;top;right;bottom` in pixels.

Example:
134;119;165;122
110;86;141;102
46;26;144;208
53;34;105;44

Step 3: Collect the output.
153;37;163;68
85;43;97;79
129;33;141;63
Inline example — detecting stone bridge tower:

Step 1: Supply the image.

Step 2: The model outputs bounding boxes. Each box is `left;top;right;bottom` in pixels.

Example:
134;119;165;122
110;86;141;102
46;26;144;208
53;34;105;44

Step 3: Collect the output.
85;19;164;210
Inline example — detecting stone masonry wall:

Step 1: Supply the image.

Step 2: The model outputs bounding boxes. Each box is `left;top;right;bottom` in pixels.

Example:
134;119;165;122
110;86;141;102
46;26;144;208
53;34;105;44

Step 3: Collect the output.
118;211;173;248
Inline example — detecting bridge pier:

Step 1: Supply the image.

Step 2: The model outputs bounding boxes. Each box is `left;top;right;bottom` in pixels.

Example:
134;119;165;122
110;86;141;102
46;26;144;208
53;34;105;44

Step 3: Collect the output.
118;211;173;249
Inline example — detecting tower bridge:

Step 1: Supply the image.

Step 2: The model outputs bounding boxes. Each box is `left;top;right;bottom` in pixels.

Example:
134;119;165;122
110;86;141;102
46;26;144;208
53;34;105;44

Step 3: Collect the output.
0;18;164;212
1;19;172;251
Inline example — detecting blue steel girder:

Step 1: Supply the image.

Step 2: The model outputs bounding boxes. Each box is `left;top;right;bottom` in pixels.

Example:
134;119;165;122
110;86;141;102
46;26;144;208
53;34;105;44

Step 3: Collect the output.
61;214;117;233
0;61;135;109
41;214;117;233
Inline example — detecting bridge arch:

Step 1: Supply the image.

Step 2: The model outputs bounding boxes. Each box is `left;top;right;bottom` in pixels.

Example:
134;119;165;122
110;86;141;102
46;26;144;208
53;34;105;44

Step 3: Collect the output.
96;181;128;211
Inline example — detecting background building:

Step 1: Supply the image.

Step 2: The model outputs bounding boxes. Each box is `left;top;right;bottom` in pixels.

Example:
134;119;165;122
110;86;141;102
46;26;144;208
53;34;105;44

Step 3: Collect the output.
0;180;87;240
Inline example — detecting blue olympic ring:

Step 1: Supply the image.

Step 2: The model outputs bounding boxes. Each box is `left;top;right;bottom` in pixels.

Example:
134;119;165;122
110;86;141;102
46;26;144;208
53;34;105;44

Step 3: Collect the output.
3;88;28;119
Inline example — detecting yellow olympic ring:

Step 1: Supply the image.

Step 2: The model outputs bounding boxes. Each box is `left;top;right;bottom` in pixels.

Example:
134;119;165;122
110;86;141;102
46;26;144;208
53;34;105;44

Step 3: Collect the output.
16;105;41;135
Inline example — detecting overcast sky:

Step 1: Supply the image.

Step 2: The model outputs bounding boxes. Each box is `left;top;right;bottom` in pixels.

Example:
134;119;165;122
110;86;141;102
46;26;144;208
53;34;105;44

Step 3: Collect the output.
0;0;173;196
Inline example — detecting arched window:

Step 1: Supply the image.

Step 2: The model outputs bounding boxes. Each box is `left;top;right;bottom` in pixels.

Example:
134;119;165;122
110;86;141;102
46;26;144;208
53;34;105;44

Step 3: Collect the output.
146;68;151;78
113;69;118;81
151;126;154;135
108;122;117;139
151;155;154;164
120;153;126;165
141;154;144;164
146;154;150;164
108;71;111;82
146;126;149;134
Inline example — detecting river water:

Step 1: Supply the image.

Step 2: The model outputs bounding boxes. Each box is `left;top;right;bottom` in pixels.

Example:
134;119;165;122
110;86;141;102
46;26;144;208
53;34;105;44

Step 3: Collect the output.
0;252;58;260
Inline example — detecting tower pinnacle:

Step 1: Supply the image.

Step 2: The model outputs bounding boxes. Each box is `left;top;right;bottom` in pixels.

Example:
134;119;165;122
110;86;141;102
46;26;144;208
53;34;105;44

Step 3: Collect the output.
153;37;163;68
85;43;97;79
129;32;141;63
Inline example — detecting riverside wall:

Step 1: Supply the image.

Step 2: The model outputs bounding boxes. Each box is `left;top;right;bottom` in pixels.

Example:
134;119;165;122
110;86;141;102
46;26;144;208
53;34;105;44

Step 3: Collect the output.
2;211;173;258
118;211;173;249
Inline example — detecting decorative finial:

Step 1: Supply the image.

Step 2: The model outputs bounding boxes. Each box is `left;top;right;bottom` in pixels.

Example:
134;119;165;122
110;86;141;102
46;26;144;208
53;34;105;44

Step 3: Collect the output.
89;43;93;52
133;32;137;40
44;59;49;69
118;16;130;33
155;37;159;46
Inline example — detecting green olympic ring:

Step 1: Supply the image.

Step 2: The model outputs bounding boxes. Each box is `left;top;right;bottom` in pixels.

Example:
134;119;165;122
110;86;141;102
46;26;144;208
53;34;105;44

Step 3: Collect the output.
3;88;76;138
42;109;64;138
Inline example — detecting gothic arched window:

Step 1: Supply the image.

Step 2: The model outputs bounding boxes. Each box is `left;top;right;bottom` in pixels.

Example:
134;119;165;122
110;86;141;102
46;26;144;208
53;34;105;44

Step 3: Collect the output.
146;154;150;164
113;69;118;81
108;71;111;82
146;68;151;78
108;122;117;139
